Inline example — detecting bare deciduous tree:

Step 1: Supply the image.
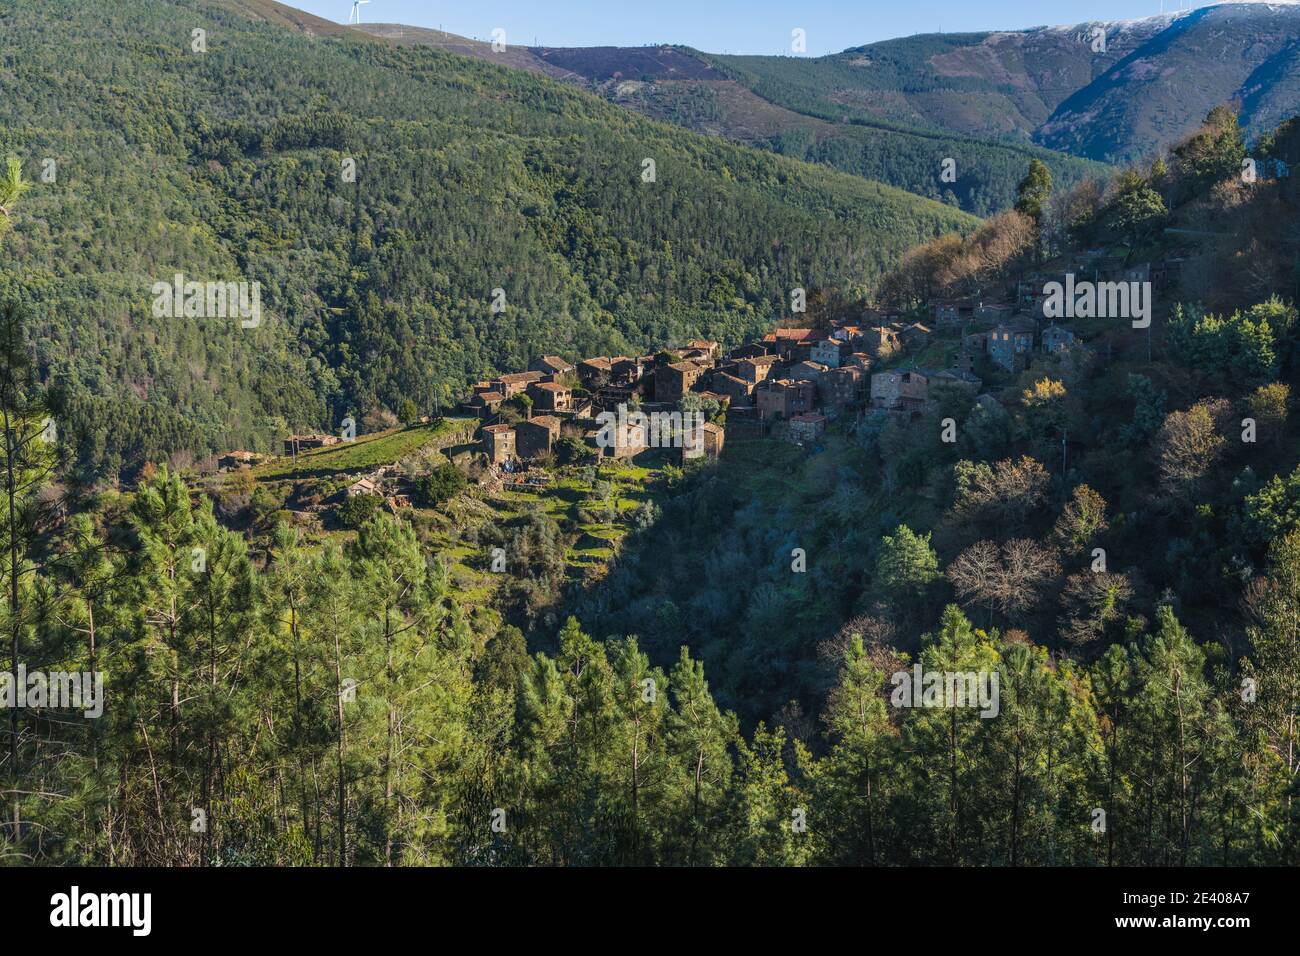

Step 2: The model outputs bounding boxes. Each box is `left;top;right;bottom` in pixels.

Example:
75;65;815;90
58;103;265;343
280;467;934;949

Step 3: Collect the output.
948;538;1060;624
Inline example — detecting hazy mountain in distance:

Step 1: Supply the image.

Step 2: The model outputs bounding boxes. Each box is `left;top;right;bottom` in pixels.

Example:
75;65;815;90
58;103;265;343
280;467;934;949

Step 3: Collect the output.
707;2;1300;164
1038;2;1300;162
347;21;1110;215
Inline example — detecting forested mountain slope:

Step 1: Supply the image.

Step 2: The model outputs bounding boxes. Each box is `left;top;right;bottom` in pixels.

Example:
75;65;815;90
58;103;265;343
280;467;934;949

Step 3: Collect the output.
706;3;1300;165
1039;2;1300;162
349;21;1110;216
0;0;974;482
705;16;1175;144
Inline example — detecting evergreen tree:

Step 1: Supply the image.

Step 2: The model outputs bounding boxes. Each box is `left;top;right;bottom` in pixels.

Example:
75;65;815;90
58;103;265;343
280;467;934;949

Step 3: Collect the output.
1015;159;1053;226
809;636;894;864
664;646;737;865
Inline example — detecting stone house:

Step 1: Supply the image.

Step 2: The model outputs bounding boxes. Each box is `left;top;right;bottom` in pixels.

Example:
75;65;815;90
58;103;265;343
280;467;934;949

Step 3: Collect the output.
711;371;755;406
527;380;572;412
481;424;516;465
516;416;561;459
346;476;379;497
845;352;873;372
975;302;1016;323
494;370;545;398
592;383;638;410
529;355;575;377
789;360;829;386
466;390;505;418
737;354;780;384
728;343;770;361
1041;324;1076;354
763;327;816;361
655;360;708;403
682;420;726;461
861;307;903;326
820;365;864;406
578;357;613;387
924;368;982;395
862;325;901;359
810;338;843;368
900;323;932;348
756;378;815;419
610;356;645;384
701;421;725;459
932;300;975;326
789;412;826;444
283;433;339;456
682;339;721;360
219;450;264;470
597;417;647;459
870;370;931;412
988;320;1037;372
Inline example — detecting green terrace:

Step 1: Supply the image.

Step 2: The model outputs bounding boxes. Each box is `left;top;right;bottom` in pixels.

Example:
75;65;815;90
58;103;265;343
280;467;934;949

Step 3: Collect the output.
253;418;477;480
247;421;679;607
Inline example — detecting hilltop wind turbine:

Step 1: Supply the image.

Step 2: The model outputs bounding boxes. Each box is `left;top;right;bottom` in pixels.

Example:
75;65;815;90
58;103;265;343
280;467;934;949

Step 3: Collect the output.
349;1;370;25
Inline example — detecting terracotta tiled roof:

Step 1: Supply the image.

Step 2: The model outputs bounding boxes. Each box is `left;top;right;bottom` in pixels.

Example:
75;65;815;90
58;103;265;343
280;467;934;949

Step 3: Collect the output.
498;371;545;385
764;327;814;341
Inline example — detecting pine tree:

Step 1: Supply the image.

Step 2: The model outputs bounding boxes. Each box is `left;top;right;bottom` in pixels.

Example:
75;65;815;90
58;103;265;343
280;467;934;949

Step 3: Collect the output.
809;636;894;864
0;296;61;859
664;646;737;865
1243;529;1300;861
305;545;364;866
725;723;810;866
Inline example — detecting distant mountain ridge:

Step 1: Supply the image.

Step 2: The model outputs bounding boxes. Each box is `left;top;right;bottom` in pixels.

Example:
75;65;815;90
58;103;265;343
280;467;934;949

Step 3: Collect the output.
1037;2;1300;161
347;3;1300;171
706;2;1300;164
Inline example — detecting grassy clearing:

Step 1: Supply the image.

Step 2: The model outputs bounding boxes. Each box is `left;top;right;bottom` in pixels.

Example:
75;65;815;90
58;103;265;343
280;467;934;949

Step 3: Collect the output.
253;418;476;480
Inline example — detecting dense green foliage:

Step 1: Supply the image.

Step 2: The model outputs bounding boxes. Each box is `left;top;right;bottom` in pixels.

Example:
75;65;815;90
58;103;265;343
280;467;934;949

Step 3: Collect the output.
562;112;1300;786
0;0;973;483
12;256;1300;867
335;491;383;528
6;463;1299;865
618;72;1109;217
5;4;1300;870
413;463;467;508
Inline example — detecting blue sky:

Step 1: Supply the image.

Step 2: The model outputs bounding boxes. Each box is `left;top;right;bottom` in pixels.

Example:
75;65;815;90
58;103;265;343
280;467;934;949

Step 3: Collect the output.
301;1;1218;55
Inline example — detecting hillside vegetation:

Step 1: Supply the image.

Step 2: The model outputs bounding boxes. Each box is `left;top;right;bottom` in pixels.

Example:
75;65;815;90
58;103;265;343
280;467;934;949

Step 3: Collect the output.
349;20;1110;217
6;1;1300;873
0;0;973;483
706;4;1300;164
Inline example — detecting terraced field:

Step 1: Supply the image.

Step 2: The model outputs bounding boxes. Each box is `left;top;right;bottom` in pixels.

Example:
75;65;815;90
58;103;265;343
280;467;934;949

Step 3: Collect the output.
253;419;477;480
239;416;682;626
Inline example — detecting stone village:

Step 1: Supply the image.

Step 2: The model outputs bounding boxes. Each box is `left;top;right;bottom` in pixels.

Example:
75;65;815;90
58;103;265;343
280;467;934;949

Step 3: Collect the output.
213;253;1181;513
